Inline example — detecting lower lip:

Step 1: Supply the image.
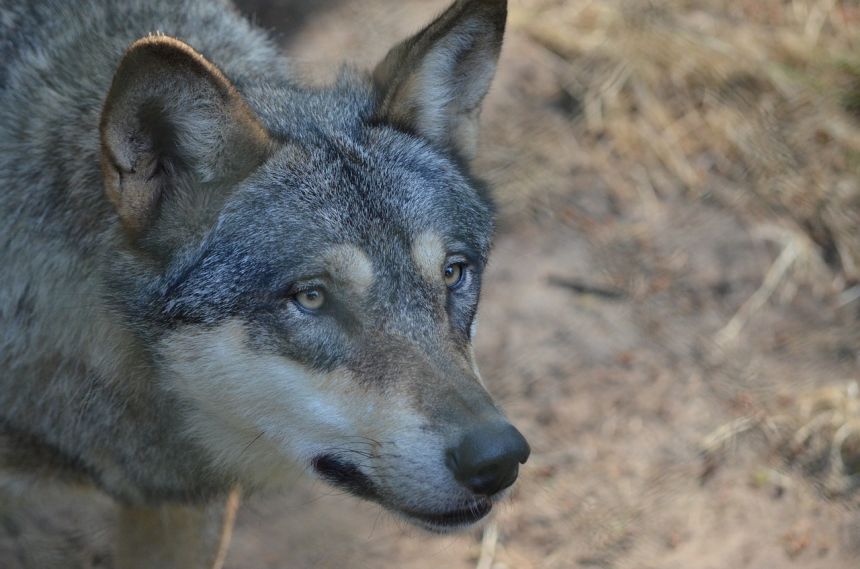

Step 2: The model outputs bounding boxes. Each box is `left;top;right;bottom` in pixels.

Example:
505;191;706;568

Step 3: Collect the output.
403;497;493;529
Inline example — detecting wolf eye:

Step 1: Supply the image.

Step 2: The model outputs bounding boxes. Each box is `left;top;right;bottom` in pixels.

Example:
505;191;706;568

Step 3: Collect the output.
294;288;326;311
443;262;465;289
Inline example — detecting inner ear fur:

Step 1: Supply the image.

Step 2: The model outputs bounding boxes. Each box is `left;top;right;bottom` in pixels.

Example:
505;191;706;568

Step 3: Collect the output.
373;0;507;160
100;36;272;236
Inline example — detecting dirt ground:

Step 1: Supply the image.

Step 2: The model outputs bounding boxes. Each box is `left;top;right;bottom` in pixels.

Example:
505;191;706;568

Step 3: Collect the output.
3;1;860;568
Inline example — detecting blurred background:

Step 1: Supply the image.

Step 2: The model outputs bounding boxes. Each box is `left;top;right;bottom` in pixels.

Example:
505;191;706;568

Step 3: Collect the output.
6;0;860;567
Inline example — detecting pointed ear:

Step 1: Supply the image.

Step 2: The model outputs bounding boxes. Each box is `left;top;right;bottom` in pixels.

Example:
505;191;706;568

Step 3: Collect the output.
372;0;507;160
100;36;272;236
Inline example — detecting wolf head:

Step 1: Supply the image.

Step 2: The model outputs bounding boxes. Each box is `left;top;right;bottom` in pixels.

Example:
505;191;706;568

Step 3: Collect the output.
99;0;528;531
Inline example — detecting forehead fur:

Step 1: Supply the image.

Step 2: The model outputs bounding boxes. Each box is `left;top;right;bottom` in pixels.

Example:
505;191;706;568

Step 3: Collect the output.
324;244;374;294
248;75;491;235
207;120;495;278
412;231;446;282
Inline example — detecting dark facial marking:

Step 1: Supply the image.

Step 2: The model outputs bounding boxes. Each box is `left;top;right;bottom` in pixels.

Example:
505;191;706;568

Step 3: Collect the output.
312;454;377;499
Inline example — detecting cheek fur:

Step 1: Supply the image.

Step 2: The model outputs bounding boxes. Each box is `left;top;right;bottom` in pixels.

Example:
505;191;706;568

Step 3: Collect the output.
157;318;430;488
158;319;364;483
447;281;480;337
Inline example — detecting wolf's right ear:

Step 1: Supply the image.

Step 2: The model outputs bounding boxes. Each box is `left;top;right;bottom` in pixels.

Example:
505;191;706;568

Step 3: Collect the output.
372;0;507;161
100;36;272;236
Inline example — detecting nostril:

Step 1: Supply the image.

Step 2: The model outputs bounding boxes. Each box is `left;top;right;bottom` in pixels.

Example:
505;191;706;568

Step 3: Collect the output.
468;462;519;496
446;422;530;497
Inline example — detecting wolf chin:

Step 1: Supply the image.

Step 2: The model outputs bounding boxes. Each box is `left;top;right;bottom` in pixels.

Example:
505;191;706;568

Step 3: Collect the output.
0;0;529;566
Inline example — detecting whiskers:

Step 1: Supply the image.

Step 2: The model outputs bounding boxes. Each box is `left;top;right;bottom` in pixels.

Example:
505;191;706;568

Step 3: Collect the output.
239;430;265;456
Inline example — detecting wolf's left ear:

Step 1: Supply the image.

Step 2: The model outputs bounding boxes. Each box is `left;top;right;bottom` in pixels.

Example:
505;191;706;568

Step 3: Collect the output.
372;0;506;160
100;36;272;236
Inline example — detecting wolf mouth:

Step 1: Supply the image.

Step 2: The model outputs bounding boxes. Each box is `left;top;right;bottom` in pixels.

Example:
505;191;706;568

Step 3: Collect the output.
400;497;493;530
312;454;493;530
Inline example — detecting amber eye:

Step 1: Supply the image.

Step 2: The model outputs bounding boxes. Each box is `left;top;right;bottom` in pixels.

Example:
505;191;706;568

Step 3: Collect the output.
294;288;325;311
443;262;465;288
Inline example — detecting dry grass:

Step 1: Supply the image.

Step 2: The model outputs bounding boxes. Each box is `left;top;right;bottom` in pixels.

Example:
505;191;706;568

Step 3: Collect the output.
701;379;860;500
502;0;860;279
789;381;860;492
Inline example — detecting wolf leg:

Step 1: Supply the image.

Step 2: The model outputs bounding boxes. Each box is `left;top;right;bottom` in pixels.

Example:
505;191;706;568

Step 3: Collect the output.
115;487;240;569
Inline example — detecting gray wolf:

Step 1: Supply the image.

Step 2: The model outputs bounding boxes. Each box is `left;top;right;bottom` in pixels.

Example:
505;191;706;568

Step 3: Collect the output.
0;0;529;566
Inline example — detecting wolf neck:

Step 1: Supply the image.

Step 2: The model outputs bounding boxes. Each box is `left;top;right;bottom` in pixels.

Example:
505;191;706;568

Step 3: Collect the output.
0;261;234;502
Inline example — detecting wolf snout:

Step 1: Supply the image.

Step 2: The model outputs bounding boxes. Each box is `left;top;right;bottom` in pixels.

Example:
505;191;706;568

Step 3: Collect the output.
445;422;530;497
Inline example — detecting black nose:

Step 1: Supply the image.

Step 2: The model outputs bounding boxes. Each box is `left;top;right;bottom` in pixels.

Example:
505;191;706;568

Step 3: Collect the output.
446;422;531;496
